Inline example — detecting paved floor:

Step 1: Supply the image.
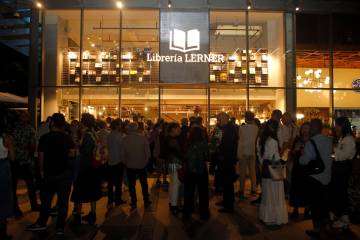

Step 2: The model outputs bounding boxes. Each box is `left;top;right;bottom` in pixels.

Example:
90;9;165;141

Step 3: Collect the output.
8;178;360;240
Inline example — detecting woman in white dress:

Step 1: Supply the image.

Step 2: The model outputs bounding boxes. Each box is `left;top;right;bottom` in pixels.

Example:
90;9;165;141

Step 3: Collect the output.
257;119;288;227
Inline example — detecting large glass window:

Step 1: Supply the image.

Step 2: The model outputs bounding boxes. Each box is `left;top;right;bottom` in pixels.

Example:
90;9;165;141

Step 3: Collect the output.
210;88;246;126
249;12;285;88
82;10;120;85
210;11;246;85
332;14;360;89
43;10;81;86
42;87;80;121
296;13;331;122
250;88;285;122
296;89;331;123
122;10;159;85
121;87;158;122
296;14;330;90
161;88;208;125
81;87;119;119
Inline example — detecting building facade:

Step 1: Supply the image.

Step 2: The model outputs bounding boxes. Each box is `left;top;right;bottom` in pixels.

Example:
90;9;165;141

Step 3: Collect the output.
34;0;360;128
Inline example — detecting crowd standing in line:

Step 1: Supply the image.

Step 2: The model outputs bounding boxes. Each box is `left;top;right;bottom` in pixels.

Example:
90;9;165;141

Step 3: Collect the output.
0;105;360;240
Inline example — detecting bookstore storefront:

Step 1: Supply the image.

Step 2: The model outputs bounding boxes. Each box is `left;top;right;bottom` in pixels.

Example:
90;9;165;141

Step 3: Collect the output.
40;1;360;128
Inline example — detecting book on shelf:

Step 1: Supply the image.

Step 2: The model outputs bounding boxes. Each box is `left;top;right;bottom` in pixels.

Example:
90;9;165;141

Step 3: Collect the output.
212;65;221;71
210;74;216;82
96;77;101;82
255;75;262;83
250;68;256;74
95;63;102;68
138;77;143;82
262;68;268;74
229;69;235;75
234;78;240;83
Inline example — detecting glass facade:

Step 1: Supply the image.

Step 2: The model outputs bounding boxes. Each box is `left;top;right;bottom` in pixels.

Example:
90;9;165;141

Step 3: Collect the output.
40;6;360;129
295;13;360;130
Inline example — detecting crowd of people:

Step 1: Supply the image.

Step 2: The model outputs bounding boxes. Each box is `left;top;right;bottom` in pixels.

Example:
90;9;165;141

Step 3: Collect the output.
0;107;360;239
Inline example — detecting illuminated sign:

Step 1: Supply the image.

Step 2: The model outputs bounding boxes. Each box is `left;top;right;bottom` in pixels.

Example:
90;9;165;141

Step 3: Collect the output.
169;29;200;53
147;28;225;63
160;11;209;83
146;52;225;63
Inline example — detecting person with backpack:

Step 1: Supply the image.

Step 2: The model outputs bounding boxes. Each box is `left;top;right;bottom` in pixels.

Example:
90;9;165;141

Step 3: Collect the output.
71;113;102;226
299;118;332;238
182;126;210;221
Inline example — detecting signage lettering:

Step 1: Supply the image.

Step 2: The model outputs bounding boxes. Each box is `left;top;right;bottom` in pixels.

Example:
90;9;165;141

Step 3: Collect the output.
146;53;225;63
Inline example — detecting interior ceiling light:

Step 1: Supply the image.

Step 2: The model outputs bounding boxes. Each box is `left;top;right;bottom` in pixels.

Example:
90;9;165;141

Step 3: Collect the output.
295;6;300;11
168;0;172;8
116;1;123;9
36;2;42;8
215;25;262;36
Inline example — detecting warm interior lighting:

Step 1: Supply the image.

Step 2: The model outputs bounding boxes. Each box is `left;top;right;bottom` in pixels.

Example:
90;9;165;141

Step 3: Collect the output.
68;52;77;60
36;2;42;8
295;7;300;11
296;113;304;119
247;5;251;10
168;0;172;8
116;1;123;9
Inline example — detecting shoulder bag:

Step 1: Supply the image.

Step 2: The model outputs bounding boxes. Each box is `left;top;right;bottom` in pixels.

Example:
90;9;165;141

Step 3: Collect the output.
303;139;325;175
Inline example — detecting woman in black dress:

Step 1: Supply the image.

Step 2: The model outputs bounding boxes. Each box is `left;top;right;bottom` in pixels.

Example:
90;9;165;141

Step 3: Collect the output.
71;113;102;225
289;122;311;219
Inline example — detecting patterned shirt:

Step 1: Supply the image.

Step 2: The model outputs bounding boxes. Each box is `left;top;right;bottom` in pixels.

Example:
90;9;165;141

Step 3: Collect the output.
13;125;36;165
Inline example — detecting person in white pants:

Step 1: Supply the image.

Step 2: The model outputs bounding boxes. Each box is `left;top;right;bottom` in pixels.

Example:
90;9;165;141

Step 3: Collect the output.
165;122;183;215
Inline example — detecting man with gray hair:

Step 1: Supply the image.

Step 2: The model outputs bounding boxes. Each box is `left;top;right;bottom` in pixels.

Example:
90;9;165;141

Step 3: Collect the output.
215;112;238;213
123;122;152;210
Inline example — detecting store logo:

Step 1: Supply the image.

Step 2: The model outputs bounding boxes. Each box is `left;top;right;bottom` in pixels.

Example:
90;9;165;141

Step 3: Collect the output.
169;29;200;53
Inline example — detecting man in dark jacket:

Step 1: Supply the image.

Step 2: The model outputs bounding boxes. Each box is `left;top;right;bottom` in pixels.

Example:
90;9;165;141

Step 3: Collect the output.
215;112;238;213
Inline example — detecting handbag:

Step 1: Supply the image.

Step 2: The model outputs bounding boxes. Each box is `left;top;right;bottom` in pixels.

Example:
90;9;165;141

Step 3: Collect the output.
268;161;286;181
303;139;325;175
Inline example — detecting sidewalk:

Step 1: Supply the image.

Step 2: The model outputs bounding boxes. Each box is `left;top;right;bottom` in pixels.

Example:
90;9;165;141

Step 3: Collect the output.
7;179;360;240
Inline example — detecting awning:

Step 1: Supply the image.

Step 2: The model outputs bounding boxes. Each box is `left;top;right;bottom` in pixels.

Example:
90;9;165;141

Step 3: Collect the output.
0;92;27;104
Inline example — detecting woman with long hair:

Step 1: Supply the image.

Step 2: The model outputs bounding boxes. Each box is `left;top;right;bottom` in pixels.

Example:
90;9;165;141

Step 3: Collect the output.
331;116;356;229
257;119;288;227
71;113;102;226
288;122;311;219
183;126;210;221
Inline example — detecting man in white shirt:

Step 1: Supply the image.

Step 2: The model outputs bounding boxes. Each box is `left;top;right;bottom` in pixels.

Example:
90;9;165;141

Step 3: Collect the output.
237;111;259;199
